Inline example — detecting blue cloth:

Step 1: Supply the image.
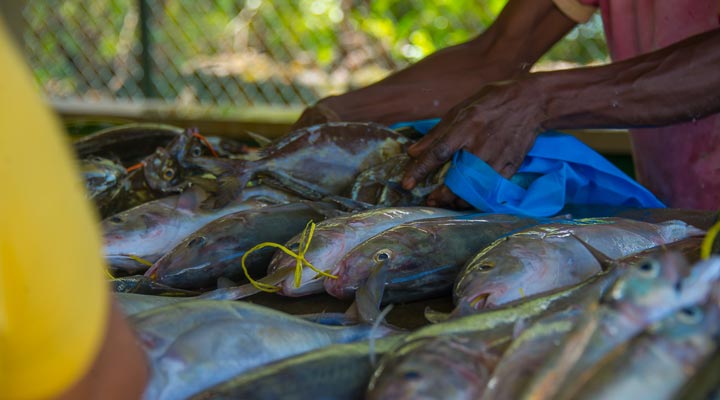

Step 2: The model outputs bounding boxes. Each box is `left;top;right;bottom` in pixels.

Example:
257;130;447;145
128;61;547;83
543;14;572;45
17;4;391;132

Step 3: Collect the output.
390;118;664;217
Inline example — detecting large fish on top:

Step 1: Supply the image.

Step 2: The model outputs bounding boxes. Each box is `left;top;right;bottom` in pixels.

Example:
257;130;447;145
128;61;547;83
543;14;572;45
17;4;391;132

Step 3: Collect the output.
185;122;410;206
454;218;704;312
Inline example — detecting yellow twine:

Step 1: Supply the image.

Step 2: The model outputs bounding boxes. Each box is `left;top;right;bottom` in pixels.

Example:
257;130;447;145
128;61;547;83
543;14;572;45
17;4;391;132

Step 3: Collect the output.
104;267;115;279
701;217;720;260
127;254;154;267
240;220;338;293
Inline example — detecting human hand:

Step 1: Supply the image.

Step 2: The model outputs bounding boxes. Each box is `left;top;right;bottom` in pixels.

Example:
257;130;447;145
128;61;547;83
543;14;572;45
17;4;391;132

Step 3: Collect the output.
401;80;546;208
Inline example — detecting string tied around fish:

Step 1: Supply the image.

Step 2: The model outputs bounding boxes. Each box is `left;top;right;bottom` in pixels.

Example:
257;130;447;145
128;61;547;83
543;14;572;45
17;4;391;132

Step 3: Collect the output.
241;220;339;292
700;212;720;259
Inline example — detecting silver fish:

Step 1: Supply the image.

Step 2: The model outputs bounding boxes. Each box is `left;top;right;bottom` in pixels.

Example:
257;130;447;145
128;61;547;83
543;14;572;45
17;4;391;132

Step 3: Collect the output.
146;201;343;289
571;291;720;400
133;300;394;400
102;185;297;275
327;214;541;322
189;338;403;400
455;218;703;311
267;207;463;297
520;254;720;400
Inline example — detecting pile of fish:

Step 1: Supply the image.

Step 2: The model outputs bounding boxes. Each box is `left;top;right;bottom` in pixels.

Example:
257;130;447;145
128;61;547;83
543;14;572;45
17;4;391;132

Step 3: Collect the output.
75;122;720;399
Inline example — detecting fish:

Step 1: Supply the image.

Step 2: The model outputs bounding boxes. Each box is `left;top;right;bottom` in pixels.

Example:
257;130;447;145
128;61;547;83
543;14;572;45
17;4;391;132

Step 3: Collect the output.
186;122;410;207
520;254;720;400
568;290;720;400
115;293;190;316
133;300;395;400
559;204;719;231
73;123;182;165
111;275;199;296
146;201;343;290
80;156;127;205
266;207;464;298
188;338;403;400
478;307;595;400
369;246;707;400
102;185;298;275
454;218;704;311
349;154;448;207
325;215;542;318
366;334;502;400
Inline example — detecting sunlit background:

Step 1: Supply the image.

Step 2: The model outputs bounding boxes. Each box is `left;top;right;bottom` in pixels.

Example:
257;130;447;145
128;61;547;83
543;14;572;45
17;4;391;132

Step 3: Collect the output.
17;0;608;116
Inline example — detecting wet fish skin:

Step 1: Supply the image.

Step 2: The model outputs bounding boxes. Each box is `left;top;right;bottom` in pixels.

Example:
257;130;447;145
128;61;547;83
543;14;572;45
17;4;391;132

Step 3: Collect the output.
479;307;592;400
455;218;703;311
570;291;720;400
367;334;502;400
268;207;463;297
102;186;292;275
186;122;410;207
147;201;343;290
73;123;182;165
325;214;541;303
111;275;199;296
521;253;719;400
115;293;190;316
133;300;394;400
188;338;403;400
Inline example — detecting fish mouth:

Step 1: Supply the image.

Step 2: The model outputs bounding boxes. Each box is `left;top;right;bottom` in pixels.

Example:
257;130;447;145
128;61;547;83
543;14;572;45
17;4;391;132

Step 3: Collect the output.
106;255;155;276
468;292;492;309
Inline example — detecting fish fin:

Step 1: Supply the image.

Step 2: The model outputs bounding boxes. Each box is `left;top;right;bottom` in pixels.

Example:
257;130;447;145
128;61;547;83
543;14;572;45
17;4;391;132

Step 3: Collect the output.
321;195;376;213
245;130;273;147
196;282;261;301
298;312;358;326
301;200;347;219
201;172;253;210
216;276;237;289
424;306;451;323
257;170;329;201
344;301;360;320
186;175;219;193
200;265;296;300
355;260;389;324
570;233;615;272
174;185;207;211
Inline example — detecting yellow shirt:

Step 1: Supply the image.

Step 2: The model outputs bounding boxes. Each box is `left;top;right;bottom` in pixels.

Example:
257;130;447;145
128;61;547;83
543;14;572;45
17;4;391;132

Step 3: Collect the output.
0;22;108;399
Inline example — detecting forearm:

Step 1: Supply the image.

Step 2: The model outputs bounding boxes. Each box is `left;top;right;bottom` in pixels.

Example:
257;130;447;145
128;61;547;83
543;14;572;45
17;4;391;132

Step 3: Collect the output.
322;0;577;124
539;28;720;130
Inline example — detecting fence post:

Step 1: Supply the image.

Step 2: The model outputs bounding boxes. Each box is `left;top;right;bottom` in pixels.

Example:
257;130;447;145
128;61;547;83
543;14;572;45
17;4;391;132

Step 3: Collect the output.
138;0;156;98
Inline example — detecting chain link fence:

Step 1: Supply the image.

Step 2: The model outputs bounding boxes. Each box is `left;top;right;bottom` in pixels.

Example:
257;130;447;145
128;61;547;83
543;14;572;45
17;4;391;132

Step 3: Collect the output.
17;0;608;113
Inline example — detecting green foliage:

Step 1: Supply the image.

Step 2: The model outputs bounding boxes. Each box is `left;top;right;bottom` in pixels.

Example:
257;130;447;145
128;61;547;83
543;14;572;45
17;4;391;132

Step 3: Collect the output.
23;0;608;106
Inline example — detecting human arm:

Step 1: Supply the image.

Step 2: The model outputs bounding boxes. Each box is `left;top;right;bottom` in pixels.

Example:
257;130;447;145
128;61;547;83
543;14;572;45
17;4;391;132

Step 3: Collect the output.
292;0;578;128
402;27;720;206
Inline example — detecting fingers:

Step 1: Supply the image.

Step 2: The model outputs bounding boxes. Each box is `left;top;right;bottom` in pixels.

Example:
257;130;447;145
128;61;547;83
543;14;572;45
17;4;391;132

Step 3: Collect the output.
402;139;459;190
426;185;474;210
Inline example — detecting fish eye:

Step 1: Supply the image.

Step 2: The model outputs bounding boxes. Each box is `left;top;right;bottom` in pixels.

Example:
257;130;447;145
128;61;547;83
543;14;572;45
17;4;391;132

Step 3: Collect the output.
191;145;203;157
403;371;421;380
109;216;124;224
187;236;206;248
373;249;392;263
678;306;703;324
288;242;300;251
635;259;660;278
478;261;495;271
162;167;175;180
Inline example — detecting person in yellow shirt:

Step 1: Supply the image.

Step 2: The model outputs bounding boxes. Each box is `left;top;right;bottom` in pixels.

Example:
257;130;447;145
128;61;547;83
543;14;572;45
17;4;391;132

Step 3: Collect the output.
0;21;148;400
